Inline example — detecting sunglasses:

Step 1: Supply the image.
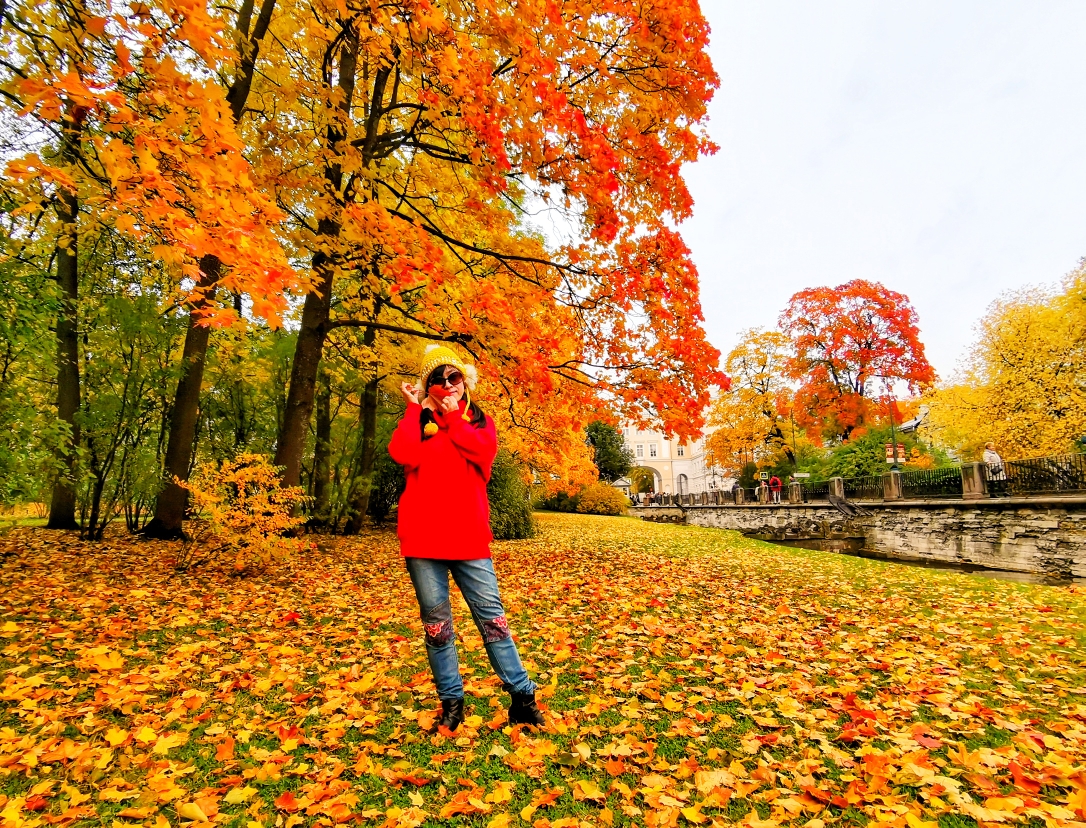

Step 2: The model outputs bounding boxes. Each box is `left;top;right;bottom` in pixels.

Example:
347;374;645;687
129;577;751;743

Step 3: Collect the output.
428;371;464;387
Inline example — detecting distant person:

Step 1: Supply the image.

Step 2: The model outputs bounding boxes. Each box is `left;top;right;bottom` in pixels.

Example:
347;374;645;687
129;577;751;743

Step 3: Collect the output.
758;479;769;503
983;442;1007;496
768;475;782;503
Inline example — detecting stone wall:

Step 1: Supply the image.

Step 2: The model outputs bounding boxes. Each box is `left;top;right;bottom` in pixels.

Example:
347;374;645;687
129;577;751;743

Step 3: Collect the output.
630;498;1086;578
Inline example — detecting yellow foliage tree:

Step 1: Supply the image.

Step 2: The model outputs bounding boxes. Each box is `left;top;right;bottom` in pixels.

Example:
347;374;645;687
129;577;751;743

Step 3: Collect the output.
925;266;1086;460
706;329;792;473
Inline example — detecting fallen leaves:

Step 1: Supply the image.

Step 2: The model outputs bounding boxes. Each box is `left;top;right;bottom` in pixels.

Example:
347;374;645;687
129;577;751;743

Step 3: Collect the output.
0;513;1084;828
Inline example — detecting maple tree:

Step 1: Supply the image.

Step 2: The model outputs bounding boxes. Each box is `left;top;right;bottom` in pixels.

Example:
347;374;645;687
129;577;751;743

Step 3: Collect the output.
245;0;725;498
779;280;936;442
2;513;1085;828
924;267;1086;460
706;329;793;473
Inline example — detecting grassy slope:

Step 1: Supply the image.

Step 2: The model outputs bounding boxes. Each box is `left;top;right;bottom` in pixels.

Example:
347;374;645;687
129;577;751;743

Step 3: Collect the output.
0;513;1083;828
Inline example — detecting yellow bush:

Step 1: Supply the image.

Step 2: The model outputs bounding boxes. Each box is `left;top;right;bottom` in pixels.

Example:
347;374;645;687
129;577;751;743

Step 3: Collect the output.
177;454;309;571
575;483;629;516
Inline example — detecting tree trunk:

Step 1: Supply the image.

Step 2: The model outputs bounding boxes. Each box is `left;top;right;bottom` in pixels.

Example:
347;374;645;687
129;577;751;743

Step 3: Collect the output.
143;0;278;537
46;102;83;531
143;256;219;539
344;326;378;534
311;370;332;519
273;252;334;488
273;30;358;490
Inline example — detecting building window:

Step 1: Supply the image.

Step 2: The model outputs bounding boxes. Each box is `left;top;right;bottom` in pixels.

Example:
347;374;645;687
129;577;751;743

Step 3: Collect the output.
677;445;685;457
636;444;643;458
649;445;658;458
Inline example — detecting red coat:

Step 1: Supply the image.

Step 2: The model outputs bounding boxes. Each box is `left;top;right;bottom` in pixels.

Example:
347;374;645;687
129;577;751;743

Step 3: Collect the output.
388;400;497;560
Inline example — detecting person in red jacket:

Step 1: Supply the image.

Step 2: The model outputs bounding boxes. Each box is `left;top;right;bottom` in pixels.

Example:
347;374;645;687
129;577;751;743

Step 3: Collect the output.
389;345;543;733
768;475;782;504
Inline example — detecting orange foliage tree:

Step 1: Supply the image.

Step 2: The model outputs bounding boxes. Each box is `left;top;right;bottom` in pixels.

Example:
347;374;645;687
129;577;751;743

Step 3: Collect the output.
779;280;935;442
251;0;726;492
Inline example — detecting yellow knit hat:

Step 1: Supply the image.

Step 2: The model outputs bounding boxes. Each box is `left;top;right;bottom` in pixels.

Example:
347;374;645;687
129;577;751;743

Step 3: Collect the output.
418;344;478;391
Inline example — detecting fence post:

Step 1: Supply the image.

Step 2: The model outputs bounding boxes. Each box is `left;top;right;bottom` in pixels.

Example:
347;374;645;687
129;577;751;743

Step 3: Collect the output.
788;482;803;504
883;471;902;501
734;488;745;504
757;486;769;504
961;462;988;500
828;477;845;499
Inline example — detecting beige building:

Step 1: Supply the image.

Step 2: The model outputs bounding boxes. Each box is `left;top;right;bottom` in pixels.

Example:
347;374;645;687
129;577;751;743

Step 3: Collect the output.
615;425;732;496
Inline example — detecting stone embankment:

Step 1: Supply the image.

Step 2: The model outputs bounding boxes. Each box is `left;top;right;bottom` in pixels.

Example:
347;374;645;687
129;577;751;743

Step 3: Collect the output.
630;498;1086;579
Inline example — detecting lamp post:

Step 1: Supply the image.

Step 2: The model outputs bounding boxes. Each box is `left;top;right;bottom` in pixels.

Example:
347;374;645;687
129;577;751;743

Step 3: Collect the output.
887;387;900;472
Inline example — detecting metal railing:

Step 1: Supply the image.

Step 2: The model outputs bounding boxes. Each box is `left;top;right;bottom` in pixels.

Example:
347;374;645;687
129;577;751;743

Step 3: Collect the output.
802;480;830;501
899;466;963;499
999;453;1086;496
843;474;883;500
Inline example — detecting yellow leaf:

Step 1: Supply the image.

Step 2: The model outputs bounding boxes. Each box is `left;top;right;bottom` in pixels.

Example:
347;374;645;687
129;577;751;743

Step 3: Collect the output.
681;806;706;824
694;769;735;794
177;801;209;822
905;814;937;828
280;738;299;752
223;787;257;805
99;788;139;802
572;780;606;803
153;732;189;755
135;726;157;744
408;792;424;807
105;727;129;747
487;815;511;828
92;649;124;671
485;781;515;804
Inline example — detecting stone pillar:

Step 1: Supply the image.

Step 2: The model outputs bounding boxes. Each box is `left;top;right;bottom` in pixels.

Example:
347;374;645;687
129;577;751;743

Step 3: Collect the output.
788;482;803;504
757;486;769;504
829;477;845;499
883;471;902;501
734;488;745;504
961;462;988;500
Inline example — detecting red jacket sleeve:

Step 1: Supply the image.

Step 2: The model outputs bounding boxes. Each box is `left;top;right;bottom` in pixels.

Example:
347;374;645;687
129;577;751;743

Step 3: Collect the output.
446;414;498;481
388;404;424;469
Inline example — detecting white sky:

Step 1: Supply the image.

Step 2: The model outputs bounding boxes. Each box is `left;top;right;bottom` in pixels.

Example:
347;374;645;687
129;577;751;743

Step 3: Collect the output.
683;0;1086;380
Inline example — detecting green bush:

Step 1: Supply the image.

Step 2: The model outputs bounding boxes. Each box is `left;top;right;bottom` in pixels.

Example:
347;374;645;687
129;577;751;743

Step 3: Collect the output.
367;419;406;525
488;450;535;540
575;482;629;515
534;490;581;512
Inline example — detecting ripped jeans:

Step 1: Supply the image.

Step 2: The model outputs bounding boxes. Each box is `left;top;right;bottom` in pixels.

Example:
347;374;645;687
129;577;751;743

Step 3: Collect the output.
404;557;537;700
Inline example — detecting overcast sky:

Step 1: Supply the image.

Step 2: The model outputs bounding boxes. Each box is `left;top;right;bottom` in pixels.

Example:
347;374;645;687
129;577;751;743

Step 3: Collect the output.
682;1;1086;380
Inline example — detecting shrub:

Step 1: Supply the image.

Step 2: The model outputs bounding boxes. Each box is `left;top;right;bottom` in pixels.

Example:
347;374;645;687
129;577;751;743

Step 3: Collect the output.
488;450;535;540
367;420;406;525
534;490;581;512
575;482;629;515
178;454;309;572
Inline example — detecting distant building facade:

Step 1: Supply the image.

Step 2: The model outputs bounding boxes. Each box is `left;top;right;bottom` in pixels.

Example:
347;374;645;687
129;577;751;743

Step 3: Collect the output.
613;424;733;496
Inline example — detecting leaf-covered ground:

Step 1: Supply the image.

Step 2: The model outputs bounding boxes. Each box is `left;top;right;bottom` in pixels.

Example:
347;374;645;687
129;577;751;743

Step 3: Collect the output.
1;513;1085;828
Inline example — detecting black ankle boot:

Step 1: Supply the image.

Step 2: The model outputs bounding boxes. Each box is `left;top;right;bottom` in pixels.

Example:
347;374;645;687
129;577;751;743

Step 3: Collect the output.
436;697;464;732
509;692;545;726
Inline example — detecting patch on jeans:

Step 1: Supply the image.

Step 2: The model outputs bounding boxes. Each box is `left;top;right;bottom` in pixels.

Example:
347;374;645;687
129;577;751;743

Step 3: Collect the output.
481;615;511;643
422;602;454;647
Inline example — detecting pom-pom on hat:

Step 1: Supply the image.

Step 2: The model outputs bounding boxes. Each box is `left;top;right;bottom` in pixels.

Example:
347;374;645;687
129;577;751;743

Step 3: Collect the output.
418;344;478;390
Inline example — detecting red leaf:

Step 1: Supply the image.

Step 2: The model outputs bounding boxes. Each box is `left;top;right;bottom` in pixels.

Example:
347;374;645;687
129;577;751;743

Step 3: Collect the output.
274;791;300;812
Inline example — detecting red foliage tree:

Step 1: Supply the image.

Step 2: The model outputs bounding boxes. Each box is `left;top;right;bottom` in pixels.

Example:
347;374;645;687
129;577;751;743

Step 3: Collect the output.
779;280;936;441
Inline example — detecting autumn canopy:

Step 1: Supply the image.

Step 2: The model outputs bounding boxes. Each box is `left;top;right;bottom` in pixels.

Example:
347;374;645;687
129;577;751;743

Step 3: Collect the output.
0;0;724;532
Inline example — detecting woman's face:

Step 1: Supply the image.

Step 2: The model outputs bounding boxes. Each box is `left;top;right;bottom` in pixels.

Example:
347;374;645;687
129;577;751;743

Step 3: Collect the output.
427;365;466;402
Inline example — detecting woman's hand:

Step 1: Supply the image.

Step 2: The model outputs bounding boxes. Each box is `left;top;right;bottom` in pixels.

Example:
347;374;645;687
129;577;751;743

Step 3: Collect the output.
400;382;420;406
436;395;459;416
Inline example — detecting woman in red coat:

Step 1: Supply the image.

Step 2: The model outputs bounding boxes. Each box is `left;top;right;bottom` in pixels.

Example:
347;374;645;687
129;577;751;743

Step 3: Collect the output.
389;345;543;732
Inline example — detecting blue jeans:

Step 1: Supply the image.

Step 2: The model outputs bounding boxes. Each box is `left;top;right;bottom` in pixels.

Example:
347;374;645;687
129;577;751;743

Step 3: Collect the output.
404;557;536;700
